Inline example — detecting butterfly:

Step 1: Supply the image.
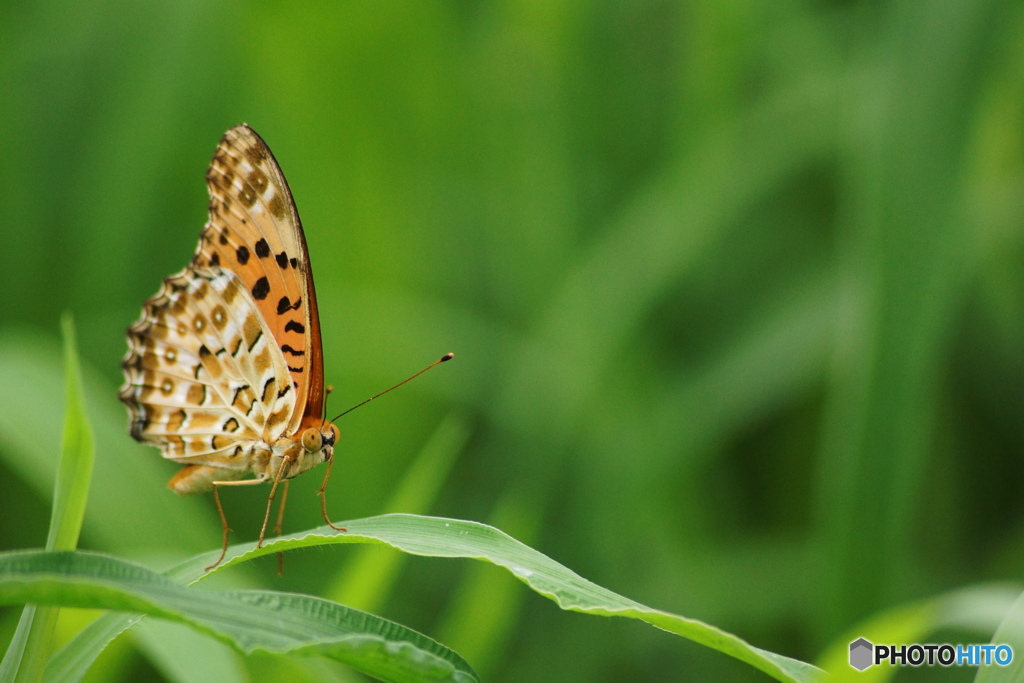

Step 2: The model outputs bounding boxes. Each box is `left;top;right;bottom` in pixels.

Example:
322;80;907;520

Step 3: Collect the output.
119;124;345;569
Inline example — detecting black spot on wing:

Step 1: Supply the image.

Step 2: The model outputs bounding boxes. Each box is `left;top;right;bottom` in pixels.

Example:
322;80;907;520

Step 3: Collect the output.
277;296;301;314
252;277;270;300
281;345;305;356
236;245;250;264
255;238;270;258
276;252;289;268
285;321;305;334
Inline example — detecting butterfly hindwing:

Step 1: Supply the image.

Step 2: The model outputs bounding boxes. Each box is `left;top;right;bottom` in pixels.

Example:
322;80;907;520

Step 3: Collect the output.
120;267;296;466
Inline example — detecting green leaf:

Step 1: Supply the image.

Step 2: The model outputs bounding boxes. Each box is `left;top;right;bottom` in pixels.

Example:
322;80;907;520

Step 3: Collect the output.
0;315;96;683
61;514;818;682
48;315;97;553
0;550;477;683
49;515;822;681
229;515;824;682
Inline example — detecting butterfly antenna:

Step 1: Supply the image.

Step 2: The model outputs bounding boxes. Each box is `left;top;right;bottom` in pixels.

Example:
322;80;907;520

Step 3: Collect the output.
330;353;453;423
319;385;335;429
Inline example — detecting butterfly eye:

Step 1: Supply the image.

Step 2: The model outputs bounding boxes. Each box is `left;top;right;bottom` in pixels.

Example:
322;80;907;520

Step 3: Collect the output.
301;427;323;452
325;423;340;446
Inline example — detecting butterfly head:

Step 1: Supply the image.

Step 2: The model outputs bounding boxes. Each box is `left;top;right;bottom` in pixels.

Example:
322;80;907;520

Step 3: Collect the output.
301;423;340;462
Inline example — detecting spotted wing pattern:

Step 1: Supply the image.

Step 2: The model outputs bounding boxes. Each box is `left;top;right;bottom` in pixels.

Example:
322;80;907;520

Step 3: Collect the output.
120;124;327;489
194;125;325;431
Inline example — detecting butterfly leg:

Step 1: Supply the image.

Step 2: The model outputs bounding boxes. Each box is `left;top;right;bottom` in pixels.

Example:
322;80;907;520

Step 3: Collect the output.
317;453;347;532
274;479;290;538
207;484;230;571
274;480;290;574
258;455;294;548
204;477;266;571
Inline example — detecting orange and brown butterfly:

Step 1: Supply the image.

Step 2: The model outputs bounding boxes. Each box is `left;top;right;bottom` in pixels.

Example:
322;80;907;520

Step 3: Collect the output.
119;124;344;569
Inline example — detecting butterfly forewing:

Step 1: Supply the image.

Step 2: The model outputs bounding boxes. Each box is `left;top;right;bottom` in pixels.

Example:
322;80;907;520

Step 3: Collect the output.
194;125;325;432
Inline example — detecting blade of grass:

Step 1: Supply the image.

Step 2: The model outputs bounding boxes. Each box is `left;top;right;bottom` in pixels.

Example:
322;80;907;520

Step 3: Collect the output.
0;315;95;683
48;316;96;557
47;514;823;682
0;550;477;683
207;515;824;682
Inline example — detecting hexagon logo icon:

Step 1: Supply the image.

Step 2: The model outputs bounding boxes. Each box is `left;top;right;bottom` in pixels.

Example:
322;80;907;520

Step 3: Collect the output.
849;638;874;671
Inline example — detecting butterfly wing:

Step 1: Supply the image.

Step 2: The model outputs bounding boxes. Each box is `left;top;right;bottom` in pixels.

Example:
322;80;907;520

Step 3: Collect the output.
192;124;325;432
120;267;296;468
120;124;326;475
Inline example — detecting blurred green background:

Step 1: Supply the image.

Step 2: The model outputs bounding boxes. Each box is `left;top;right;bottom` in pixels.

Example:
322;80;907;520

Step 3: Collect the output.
3;0;1024;680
